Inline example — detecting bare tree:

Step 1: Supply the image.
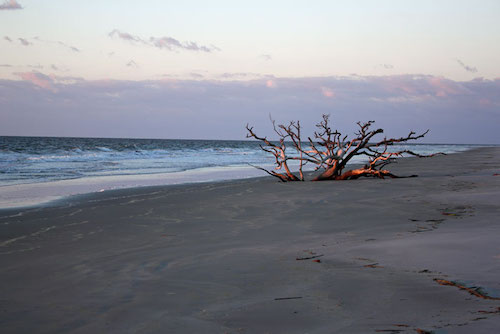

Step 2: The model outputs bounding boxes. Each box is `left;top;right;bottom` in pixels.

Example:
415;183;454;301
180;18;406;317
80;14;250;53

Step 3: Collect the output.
246;118;304;181
246;115;441;182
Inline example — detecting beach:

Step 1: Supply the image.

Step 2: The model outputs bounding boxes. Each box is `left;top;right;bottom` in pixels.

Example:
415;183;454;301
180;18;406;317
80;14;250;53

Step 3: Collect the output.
1;147;499;333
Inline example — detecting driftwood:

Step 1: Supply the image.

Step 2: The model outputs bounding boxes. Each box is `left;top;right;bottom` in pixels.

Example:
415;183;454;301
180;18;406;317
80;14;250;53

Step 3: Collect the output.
434;279;500;300
246;114;441;181
274;296;303;301
246;118;303;181
296;254;324;261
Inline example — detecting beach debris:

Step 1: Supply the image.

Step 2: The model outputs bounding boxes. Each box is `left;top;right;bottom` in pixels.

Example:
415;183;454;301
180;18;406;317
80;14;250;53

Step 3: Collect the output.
296;254;324;261
477;306;500;314
410;217;445;233
274;296;303;301
425;219;445;223
441;212;458;216
440;205;474;218
410;226;433;233
313;259;321;263
434;279;500;300
415;329;434;334
375;325;432;333
246;114;441;182
363;263;383;268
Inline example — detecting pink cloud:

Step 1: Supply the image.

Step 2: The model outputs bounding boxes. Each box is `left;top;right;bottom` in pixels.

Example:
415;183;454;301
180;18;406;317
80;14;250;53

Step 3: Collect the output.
479;98;491;106
266;80;276;88
14;71;54;90
13;71;83;90
380;75;420;95
428;77;462;97
375;75;471;98
0;0;22;10
1;74;499;143
321;87;335;98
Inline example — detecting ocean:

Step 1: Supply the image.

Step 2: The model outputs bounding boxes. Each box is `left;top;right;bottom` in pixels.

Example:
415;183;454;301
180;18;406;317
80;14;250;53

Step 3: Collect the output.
0;136;483;208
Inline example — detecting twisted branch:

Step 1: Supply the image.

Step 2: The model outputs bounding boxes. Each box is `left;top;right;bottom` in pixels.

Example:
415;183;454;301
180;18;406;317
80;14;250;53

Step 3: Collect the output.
246;114;439;182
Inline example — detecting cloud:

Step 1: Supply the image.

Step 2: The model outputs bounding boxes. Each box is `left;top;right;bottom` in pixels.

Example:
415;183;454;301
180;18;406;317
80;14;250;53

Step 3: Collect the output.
259;54;272;61
0;64;12;67
149;36;219;52
14;71;54;90
148;36;182;50
126;60;138;68
427;76;464;97
108;29;145;44
4;36;12;42
380;63;394;69
28;64;43;69
218;72;267;80
12;71;84;92
109;29;220;53
375;74;471;98
265;79;276;88
48;74;84;84
160;71;268;80
1;74;499;143
189;72;204;79
456;59;478;73
0;0;22;10
33;37;81;53
60;42;80;53
18;37;31;46
321;87;335;98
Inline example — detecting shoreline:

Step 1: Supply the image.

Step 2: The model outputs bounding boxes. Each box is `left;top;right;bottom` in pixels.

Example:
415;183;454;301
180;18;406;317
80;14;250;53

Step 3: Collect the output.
1;147;499;333
0;144;488;210
0;164;271;210
0;146;483;211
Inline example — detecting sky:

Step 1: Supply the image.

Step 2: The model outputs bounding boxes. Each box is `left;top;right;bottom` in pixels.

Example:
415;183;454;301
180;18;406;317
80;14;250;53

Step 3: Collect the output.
1;0;499;143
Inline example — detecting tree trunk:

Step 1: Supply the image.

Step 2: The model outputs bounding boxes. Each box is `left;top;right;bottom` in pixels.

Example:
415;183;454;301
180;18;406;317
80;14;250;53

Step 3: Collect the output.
313;168;402;181
311;167;337;181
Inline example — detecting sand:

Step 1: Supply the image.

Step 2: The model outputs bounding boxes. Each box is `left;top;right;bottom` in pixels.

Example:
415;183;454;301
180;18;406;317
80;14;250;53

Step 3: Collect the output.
1;147;499;333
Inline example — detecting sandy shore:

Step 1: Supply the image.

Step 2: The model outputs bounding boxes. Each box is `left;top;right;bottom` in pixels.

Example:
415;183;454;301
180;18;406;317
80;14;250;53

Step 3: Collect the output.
1;147;499;333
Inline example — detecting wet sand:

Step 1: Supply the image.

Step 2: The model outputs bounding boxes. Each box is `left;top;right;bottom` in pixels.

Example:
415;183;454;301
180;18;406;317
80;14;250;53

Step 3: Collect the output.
1;147;499;333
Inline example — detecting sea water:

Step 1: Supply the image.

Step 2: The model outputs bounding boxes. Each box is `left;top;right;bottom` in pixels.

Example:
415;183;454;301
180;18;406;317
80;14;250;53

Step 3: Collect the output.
0;136;482;208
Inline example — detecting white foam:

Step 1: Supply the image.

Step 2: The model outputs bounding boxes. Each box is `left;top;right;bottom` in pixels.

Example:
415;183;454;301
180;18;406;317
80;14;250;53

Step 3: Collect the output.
0;165;268;209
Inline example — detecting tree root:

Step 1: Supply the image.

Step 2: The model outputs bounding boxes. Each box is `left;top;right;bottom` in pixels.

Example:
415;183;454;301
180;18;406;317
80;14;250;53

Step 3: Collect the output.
313;168;418;181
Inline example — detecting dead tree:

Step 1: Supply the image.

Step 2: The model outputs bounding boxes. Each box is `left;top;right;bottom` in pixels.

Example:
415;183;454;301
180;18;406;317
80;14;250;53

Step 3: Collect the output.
246;114;441;182
245;118;305;181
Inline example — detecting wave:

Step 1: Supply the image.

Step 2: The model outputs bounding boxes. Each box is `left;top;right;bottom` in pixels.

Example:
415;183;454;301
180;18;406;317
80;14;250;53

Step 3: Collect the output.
0;136;484;187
